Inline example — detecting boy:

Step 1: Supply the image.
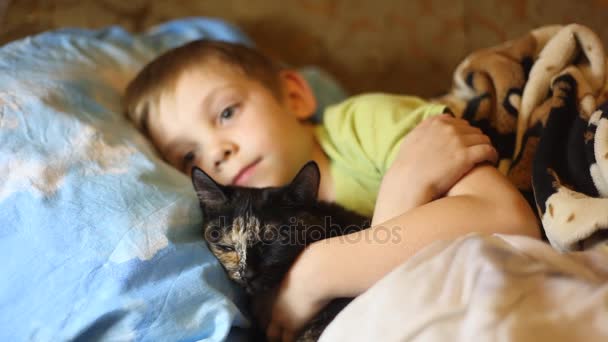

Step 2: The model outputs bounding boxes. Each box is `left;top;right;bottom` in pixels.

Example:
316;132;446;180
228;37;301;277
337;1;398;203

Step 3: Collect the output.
124;40;540;341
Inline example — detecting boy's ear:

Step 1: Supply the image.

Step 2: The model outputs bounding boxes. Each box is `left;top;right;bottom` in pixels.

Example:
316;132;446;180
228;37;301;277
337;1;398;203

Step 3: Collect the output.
191;166;228;209
279;70;317;120
284;161;320;205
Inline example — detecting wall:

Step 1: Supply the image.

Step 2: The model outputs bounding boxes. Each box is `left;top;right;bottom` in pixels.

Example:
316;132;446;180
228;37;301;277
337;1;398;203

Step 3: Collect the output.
1;0;607;96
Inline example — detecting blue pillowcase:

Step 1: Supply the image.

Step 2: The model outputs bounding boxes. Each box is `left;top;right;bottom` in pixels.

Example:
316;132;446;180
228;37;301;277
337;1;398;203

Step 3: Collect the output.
0;17;346;341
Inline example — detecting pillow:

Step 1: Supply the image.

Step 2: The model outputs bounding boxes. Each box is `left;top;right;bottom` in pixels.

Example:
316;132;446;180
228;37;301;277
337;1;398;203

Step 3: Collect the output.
0;17;346;341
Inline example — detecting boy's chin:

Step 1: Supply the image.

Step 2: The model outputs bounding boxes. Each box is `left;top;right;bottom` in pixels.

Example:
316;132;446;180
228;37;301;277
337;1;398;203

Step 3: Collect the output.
244;160;302;188
248;173;283;188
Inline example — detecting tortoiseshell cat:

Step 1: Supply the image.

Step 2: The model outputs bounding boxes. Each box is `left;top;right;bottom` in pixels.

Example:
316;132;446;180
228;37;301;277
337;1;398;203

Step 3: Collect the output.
191;161;370;341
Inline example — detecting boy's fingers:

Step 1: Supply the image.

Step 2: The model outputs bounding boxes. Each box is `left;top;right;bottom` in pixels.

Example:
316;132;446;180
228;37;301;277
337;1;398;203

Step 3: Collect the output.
252;294;274;329
435;116;482;133
461;133;491;147
267;322;281;342
436;114;467;124
454;125;483;135
282;329;295;342
466;144;499;165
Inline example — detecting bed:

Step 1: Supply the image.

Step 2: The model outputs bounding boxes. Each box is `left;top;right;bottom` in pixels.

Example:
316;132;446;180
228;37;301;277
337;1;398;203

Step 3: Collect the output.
3;16;608;342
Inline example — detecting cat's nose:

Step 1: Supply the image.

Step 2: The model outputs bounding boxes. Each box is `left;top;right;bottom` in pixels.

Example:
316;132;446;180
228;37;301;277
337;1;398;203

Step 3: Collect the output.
243;268;257;281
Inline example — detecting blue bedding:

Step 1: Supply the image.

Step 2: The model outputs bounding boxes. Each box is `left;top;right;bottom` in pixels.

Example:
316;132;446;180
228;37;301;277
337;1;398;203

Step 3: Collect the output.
0;18;346;341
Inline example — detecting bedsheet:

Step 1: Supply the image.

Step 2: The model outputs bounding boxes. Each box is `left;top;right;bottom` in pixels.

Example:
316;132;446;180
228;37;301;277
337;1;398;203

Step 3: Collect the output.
320;233;608;342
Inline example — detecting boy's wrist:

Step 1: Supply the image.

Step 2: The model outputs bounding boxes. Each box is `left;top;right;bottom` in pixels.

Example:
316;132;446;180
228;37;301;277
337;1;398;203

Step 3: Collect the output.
372;164;436;226
297;240;337;301
387;159;438;197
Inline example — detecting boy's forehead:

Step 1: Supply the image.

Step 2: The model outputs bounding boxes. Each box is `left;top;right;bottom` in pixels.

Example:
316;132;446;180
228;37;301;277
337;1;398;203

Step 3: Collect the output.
169;62;250;107
147;62;249;151
181;60;247;88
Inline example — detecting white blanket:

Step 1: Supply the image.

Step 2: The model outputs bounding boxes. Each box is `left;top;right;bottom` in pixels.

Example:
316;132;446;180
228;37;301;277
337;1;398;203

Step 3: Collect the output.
320;234;608;341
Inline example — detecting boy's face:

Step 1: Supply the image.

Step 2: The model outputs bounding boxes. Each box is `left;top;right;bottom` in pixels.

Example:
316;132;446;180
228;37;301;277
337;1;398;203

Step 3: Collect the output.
149;60;318;188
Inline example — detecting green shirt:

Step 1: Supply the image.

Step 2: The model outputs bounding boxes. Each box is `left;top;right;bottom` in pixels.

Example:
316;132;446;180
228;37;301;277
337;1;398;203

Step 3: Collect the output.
315;93;446;217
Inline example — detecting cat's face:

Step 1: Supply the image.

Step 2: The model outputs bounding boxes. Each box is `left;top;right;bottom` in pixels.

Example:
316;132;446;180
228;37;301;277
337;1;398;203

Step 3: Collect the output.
192;161;321;295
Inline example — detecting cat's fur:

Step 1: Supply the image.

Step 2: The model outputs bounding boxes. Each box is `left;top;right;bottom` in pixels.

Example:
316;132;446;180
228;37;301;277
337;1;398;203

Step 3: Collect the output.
191;161;370;341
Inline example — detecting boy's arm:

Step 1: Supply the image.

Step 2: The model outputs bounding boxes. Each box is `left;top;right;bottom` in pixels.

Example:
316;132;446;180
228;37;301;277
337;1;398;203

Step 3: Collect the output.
371;113;499;226
307;163;540;299
315;112;540;298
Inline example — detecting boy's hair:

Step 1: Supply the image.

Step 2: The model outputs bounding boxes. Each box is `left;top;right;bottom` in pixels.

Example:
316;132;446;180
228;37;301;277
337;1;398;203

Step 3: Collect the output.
124;39;284;137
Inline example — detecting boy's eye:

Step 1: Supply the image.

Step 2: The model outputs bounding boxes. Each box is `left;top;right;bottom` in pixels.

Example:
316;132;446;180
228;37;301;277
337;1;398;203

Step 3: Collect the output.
182;151;195;168
219;105;236;123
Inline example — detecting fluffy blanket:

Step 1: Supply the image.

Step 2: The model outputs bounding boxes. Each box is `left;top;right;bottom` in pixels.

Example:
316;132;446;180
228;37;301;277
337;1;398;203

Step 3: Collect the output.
435;24;608;252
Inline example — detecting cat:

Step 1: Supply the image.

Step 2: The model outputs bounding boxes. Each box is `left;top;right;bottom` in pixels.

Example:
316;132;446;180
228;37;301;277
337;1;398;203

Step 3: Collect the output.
191;161;371;341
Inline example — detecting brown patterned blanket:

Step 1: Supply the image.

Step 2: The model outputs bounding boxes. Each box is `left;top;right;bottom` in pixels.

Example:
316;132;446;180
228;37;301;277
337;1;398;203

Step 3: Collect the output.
435;24;608;251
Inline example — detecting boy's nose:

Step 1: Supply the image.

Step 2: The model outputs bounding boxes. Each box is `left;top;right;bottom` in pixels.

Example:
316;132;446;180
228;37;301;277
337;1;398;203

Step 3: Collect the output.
214;149;232;168
212;143;237;169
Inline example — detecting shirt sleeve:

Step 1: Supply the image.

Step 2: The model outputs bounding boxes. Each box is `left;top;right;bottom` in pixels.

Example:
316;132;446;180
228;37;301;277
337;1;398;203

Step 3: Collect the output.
318;93;446;176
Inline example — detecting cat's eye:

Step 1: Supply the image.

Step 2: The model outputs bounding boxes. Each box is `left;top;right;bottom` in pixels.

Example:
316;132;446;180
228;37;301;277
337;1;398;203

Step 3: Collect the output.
215;244;235;252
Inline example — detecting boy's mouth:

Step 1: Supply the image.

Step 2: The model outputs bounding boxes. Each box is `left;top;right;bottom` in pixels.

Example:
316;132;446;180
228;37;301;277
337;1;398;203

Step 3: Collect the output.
232;158;262;186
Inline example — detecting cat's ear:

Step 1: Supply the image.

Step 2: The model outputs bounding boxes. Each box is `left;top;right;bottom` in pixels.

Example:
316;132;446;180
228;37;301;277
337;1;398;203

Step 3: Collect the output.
191;166;228;209
285;161;320;204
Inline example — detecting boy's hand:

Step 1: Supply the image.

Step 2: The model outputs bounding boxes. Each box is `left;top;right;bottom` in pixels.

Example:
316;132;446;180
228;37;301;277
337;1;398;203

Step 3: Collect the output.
373;114;497;225
253;245;330;342
394;113;497;198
